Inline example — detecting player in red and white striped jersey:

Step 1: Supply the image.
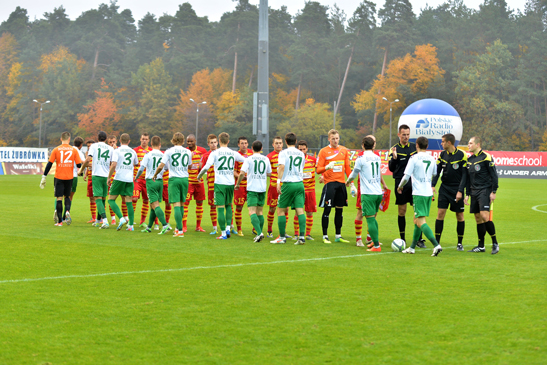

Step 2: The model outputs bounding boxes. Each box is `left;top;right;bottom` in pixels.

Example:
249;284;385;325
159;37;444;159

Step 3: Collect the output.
201;134;219;234
182;134;207;233
233;136;253;236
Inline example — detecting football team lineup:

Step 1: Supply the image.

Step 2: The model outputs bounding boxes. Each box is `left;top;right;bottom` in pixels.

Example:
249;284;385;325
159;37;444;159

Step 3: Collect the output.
41;126;502;256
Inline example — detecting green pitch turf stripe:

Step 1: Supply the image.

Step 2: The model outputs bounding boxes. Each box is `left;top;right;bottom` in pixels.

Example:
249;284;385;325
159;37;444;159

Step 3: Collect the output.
1;239;545;285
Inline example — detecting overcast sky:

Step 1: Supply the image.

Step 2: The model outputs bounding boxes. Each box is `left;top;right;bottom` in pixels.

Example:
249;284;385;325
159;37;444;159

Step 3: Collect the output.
1;0;526;25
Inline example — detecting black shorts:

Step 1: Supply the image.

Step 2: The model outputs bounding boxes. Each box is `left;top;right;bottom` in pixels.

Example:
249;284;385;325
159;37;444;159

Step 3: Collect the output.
438;185;465;213
470;189;491;214
319;181;348;208
54;178;73;198
395;178;413;205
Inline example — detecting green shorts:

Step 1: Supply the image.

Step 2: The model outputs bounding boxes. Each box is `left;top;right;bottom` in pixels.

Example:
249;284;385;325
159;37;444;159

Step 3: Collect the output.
169;177;189;204
247;191;266;207
413;195;432;218
146;179;164;203
110;180;134;197
71;176;78;193
92;176;108;198
214;184;234;206
278;182;305;209
361;194;382;217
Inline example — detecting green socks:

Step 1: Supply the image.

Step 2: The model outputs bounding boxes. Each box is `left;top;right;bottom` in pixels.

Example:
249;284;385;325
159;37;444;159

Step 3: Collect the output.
421;223;439;247
96;199;106;220
226;205;233;229
278;214;287;237
298;214;306;237
251;214;261;235
174;206;183;231
411;224;421;248
148;208;157;228
108;199;123;218
366;217;380;247
218;207;226;231
258;215;264;232
127;202;134;225
154;207;167;226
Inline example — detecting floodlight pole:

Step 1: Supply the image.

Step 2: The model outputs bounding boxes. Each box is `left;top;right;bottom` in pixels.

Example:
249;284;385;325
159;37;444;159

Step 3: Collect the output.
383;97;399;148
33;99;50;148
190;99;206;143
257;0;269;153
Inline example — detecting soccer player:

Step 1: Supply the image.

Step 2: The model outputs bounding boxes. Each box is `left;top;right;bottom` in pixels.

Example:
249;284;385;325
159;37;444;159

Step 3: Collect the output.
107;133;138;231
270;133;307;245
197;132;245;239
201;134;219;234
431;133;467;251
40;131;82;226
84;139;96;223
182;134;207;233
290;140;316;240
397;136;442;256
353;135;388;247
389;124;425;248
463;136;499;254
346;136;383;251
233;136;253;236
135;136;171;235
107;134;127;225
132;133;152;227
235;140;272;242
153;132;192;237
266;136;289;238
316;129;352;244
79;131;114;229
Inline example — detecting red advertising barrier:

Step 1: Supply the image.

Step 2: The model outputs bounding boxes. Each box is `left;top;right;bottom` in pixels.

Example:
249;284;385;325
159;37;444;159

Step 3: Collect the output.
349;149;547;179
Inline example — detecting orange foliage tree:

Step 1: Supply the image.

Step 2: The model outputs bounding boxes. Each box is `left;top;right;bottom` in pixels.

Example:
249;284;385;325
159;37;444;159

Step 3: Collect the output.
352;44;445;132
78;78;121;136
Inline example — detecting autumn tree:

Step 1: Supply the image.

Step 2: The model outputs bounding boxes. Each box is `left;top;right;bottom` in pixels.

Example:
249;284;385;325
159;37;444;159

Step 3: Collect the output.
77;78;121;136
0;32;19;143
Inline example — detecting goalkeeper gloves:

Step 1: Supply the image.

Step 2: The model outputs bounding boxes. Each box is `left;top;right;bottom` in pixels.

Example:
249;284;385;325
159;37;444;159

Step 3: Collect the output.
39;175;47;189
325;161;336;171
350;183;357;197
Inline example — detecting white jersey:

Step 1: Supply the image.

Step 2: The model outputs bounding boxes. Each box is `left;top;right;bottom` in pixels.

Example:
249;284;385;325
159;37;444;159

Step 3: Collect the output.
88;142;114;177
403;152;437;197
140;149;165;180
241;153;271;192
161;146;192;178
201;147;245;185
112;145;139;182
73;149;85;178
278;147;305;183
349;151;382;195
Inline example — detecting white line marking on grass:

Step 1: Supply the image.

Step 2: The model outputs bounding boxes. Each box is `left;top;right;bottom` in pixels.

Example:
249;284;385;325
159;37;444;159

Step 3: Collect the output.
532;204;547;213
1;240;545;285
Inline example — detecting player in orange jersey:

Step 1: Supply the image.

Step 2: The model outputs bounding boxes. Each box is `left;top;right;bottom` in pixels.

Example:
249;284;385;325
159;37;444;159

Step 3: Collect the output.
289;140;317;241
40;131;82;226
182;134;207;233
316;129;352;244
233;136;253;236
132;133;152;227
201;134;219;234
265;136;289;238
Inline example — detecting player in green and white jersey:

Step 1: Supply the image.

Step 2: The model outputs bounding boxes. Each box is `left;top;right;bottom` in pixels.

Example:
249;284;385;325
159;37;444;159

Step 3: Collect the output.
135;136;171;235
397;136;442;256
107;133;139;232
79;131;114;229
153;132;192;238
197;132;245;239
235;140;272;243
270;132;307;245
346;136;383;251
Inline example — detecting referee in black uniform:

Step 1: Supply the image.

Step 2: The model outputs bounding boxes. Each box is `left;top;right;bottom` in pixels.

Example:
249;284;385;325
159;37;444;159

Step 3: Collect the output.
464;136;499;254
388;124;425;247
431;133;467;251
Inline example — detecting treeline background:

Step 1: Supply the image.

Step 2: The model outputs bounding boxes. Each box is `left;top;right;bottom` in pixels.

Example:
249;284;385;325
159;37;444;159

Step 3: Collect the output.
0;0;546;150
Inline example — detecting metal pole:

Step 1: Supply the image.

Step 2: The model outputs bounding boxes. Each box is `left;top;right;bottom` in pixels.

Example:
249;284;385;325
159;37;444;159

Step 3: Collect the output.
38;106;43;148
389;103;392;148
195;106;199;143
333;100;336;129
257;0;269;153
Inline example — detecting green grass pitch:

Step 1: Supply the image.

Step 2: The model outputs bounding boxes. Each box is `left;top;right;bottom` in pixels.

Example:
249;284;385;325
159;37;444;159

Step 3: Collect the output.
1;175;546;364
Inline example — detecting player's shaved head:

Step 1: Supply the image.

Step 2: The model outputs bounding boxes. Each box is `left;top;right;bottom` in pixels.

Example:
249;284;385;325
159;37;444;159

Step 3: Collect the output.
470;136;481;146
120;133;130;145
219;132;229;145
61;131;71;142
171;132;185;145
151;136;161;147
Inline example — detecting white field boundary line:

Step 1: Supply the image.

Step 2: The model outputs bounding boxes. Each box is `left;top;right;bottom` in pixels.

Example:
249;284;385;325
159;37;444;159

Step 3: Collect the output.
532;204;547;213
1;239;545;285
